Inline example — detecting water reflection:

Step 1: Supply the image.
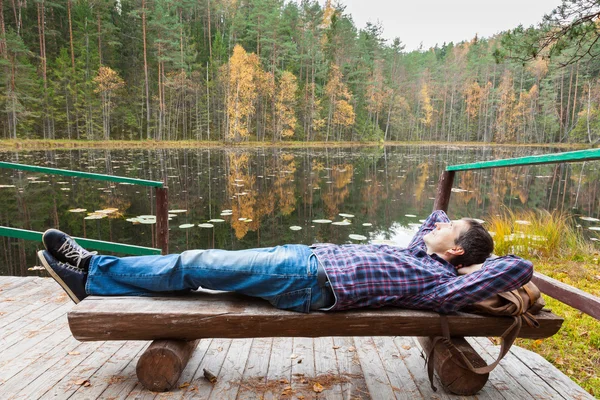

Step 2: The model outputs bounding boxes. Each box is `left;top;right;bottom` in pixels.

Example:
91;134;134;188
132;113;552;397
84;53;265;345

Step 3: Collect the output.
1;146;599;276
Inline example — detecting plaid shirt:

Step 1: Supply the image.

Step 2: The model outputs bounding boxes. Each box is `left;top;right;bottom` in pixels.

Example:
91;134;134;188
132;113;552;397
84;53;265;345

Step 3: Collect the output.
311;210;533;313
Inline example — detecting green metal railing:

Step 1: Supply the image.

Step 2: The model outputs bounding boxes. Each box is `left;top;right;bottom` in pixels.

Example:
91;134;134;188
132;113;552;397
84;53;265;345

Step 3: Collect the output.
434;147;600;320
0;227;161;256
0;162;169;256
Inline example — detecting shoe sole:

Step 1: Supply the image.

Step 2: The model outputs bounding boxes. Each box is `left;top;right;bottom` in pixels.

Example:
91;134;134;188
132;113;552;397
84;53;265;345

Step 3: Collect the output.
37;250;82;304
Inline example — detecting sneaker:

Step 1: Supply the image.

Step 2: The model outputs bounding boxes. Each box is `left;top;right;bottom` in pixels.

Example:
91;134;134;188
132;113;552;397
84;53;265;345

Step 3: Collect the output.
37;250;88;304
42;229;97;270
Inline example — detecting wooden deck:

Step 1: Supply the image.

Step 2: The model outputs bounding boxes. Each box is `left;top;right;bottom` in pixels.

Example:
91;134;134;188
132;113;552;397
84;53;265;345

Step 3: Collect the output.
0;277;593;400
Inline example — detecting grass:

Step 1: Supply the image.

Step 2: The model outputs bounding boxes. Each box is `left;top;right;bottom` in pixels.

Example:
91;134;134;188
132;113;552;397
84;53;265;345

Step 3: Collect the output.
487;210;600;397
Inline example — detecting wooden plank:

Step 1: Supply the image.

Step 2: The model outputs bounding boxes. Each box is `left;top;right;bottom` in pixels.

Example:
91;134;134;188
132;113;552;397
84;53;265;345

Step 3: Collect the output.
472;337;561;399
2;302;72;351
237;338;273;400
446;148;600;171
532;272;600;320
38;341;131;399
264;337;293;400
395;337;455;400
180;338;231;400
467;338;531;399
313;337;343;400
0;311;74;379
67;341;148;399
373;336;422;400
2;334;83;398
509;346;594;399
0;161;164;187
0;279;63;322
208;339;253;400
68;295;563;341
290;337;315;400
353;336;397;399
0;276;34;293
332;337;370;400
83;343;149;400
174;338;213;396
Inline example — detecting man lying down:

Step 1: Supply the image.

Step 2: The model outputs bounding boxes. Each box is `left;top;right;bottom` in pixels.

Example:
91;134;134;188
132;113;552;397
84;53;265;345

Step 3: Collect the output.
37;210;533;313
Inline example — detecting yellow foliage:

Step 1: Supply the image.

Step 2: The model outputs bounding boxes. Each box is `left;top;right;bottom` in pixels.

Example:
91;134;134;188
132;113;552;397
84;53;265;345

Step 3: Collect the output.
325;64;355;129
465;81;482;119
275;72;298;140
419;81;433;127
222;45;261;141
93;66;125;94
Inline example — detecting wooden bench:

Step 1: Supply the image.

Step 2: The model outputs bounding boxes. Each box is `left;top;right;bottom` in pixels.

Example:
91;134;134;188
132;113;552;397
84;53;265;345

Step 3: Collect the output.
68;292;564;394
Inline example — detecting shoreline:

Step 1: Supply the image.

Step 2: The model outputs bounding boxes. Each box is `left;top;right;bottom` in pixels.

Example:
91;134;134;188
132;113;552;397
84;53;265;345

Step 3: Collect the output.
0;139;590;151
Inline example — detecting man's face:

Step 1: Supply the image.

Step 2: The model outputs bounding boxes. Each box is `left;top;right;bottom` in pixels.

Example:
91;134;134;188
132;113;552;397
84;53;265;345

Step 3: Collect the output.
423;219;471;256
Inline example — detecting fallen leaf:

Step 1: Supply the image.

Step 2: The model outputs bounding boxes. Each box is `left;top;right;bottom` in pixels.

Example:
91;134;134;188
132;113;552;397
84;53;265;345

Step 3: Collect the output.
347;346;356;352
402;345;411;350
217;346;223;352
68;351;80;356
555;358;564;365
279;378;289;384
179;382;190;389
332;345;340;350
297;359;302;364
290;353;298;359
75;379;91;387
297;395;305;399
313;382;324;393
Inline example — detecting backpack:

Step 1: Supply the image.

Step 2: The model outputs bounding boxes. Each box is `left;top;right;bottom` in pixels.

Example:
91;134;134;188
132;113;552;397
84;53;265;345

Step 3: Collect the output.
426;281;547;393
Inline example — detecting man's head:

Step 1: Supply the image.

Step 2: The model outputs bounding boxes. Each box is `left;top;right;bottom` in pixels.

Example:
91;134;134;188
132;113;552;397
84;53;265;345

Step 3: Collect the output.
423;219;494;266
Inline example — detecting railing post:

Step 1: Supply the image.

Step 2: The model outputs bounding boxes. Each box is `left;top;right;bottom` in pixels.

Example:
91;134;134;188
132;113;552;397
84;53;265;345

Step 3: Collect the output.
156;187;169;255
433;170;455;212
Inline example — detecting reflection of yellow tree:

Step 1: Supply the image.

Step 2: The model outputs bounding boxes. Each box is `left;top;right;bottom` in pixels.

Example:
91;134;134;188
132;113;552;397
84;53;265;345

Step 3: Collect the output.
275;154;297;216
413;163;429;203
322;164;354;218
228;152;257;239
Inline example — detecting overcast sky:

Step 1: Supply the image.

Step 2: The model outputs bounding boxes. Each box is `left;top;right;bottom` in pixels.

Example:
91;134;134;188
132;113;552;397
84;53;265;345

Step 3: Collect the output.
333;0;564;51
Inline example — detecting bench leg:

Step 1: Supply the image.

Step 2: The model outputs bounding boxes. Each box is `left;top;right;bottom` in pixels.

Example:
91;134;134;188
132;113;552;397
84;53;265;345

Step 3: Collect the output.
417;336;489;395
136;339;200;392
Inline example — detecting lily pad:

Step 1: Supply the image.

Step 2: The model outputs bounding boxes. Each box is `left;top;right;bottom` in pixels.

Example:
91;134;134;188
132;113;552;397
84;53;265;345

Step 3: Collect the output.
339;213;355;218
580;216;600;222
198;223;214;228
362;223;373;227
68;208;87;213
332;221;351;226
405;214;417;218
208;218;225;223
589;227;600;231
289;226;302;231
349;234;367;241
179;224;195;229
312;219;332;224
169;209;188;213
0;184;16;188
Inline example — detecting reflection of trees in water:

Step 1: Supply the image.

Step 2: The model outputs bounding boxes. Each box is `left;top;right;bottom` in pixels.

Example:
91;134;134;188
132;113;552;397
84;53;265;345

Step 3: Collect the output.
2;146;600;275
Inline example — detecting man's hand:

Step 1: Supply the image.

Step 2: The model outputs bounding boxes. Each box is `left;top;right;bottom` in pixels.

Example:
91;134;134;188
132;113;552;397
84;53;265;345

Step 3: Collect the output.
456;263;484;275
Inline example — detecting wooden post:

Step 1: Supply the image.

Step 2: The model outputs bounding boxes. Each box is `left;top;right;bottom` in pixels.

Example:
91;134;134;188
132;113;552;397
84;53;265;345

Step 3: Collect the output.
433;170;455;212
156;187;168;255
136;339;200;392
418;336;489;395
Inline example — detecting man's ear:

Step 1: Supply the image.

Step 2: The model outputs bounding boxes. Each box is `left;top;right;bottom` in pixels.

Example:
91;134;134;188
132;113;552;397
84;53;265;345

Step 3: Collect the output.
446;246;465;256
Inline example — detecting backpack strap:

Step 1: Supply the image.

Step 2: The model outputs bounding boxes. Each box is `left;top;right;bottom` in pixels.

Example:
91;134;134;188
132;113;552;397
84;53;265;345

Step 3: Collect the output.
426;315;523;391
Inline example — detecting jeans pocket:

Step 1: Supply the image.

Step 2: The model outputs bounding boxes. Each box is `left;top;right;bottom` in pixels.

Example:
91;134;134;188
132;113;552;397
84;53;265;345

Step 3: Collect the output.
268;288;312;313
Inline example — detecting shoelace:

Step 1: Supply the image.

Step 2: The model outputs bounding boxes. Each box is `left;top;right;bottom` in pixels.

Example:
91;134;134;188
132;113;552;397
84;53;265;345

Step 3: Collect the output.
57;240;98;268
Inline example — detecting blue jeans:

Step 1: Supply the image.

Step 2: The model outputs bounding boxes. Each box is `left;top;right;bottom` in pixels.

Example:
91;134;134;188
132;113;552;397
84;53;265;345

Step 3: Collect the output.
86;244;334;313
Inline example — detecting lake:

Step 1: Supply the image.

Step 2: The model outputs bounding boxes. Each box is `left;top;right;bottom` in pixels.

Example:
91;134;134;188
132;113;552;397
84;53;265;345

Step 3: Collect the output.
1;145;599;276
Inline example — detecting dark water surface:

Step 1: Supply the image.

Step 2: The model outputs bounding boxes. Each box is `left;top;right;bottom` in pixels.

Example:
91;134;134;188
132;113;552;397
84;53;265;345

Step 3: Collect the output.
1;145;599;275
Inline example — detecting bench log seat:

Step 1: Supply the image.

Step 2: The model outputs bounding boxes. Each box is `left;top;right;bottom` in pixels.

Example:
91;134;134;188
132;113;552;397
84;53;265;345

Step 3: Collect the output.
68;293;564;394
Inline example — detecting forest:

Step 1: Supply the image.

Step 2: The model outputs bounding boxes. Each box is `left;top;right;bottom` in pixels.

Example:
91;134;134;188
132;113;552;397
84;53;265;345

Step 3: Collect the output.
1;0;600;144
